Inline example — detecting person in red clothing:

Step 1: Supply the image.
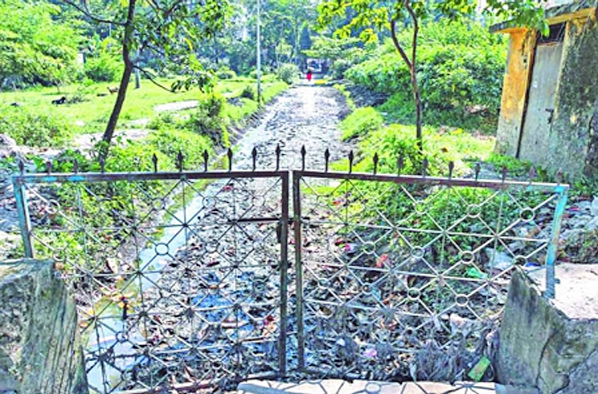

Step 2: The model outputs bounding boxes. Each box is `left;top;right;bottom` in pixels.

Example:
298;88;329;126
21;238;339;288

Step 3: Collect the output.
306;69;313;83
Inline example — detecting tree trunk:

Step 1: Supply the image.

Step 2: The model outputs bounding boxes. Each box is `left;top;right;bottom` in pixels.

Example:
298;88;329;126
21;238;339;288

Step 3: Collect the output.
100;0;137;158
410;66;423;151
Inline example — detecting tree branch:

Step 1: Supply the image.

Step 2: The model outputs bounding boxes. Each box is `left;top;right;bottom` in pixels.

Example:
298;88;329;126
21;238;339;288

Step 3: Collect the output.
390;19;412;69
133;66;176;93
62;0;125;26
404;0;418;66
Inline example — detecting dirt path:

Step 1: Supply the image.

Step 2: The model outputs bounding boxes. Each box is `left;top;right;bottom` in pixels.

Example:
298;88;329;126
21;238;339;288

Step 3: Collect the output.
232;85;352;170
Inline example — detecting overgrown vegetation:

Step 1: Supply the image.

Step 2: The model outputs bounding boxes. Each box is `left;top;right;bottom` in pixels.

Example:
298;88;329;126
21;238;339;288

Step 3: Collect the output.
346;21;507;133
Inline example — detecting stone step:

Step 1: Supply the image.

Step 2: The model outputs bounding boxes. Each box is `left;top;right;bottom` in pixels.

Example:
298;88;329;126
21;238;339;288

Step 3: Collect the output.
233;380;539;394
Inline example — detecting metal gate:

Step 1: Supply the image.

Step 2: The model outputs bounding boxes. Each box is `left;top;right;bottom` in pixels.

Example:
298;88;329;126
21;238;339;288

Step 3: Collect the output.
12;150;568;392
13;157;290;393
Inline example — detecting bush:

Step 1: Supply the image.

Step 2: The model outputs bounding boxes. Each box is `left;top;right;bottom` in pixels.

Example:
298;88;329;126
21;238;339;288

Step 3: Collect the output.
240;85;256;100
339;107;384;140
149;128;213;170
0;107;73;147
277;63;300;84
216;68;237;80
84;52;122;82
345;21;507;132
188;94;229;147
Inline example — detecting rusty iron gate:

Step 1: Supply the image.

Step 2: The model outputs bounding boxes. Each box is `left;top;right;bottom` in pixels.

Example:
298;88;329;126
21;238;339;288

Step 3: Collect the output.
12;149;568;392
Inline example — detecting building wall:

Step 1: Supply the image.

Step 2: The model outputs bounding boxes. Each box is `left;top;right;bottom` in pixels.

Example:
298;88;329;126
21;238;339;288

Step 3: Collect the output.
549;15;598;177
495;29;536;157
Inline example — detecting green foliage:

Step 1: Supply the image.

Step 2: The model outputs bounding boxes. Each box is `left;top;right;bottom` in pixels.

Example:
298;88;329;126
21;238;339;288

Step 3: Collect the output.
240;85;257;100
348;21;507;132
148;129;213;170
216;68;237;80
277;63;300;84
84;52;122;83
339;107;384;140
0;0;82;88
304;36;367;79
189;94;229;147
0;107;72;147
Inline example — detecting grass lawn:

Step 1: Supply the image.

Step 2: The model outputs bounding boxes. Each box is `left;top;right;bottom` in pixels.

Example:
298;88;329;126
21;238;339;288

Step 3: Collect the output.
0;76;287;135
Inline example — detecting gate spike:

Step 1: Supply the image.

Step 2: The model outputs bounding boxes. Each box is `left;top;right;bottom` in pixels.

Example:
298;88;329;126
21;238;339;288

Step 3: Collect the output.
422;158;428;178
398;156;404;176
275;144;281;171
556;168;563;184
177;150;184;172
227;148;233;172
373;153;379;175
501;166;508;183
46;160;53;175
301;146;306;171
348;151;354;174
475;162;481;181
151;154;157;173
252;147;258;171
324;148;330;172
100;156;106;173
18;159;24;175
73;159;79;173
448;161;454;180
529;166;537;184
203;150;209;172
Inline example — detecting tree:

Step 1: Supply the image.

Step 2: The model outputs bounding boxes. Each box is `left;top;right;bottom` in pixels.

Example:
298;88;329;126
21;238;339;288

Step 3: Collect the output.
318;0;547;150
61;0;231;158
0;0;82;89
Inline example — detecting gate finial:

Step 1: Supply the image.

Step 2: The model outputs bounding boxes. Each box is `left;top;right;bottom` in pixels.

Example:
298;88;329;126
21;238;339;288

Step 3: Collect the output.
301;146;306;171
275;144;281;171
18;159;24;175
501;166;508;183
252;147;258;171
177;150;184;172
100;156;106;173
227;148;233;172
475;162;481;181
203;150;209;172
151;154;157;173
529;166;537;184
556;168;563;184
422;158;428;178
73;159;79;173
373;153;379;175
448;161;454;180
398;156;404;176
324;149;330;172
46;161;53;175
348;151;354;174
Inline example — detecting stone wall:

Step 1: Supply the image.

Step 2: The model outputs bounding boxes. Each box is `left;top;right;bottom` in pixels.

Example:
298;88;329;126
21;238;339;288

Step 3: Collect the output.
551;16;598;177
496;265;598;394
0;260;88;394
495;11;598;179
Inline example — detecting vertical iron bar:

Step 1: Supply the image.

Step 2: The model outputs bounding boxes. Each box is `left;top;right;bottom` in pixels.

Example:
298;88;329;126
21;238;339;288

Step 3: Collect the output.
292;171;305;370
544;186;568;299
13;179;34;257
278;171;290;376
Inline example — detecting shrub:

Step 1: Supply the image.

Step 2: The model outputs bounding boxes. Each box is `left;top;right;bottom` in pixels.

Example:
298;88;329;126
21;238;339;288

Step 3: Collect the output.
339;107;384;140
345;21;507;132
149;128;213;170
277;63;300;84
188;94;229;147
84;52;122;82
216;68;237;80
240;85;256;100
0;107;73;147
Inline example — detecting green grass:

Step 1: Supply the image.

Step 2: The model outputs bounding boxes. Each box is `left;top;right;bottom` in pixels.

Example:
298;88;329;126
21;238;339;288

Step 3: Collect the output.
0;78;286;136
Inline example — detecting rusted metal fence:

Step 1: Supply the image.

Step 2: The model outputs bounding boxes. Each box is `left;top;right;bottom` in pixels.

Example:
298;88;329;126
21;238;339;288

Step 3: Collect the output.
12;148;568;392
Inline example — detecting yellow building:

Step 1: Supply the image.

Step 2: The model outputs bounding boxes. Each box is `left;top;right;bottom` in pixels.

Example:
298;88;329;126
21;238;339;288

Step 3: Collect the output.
493;1;598;179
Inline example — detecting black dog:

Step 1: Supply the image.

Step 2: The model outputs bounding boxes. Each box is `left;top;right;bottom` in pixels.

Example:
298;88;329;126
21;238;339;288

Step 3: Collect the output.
51;96;67;105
